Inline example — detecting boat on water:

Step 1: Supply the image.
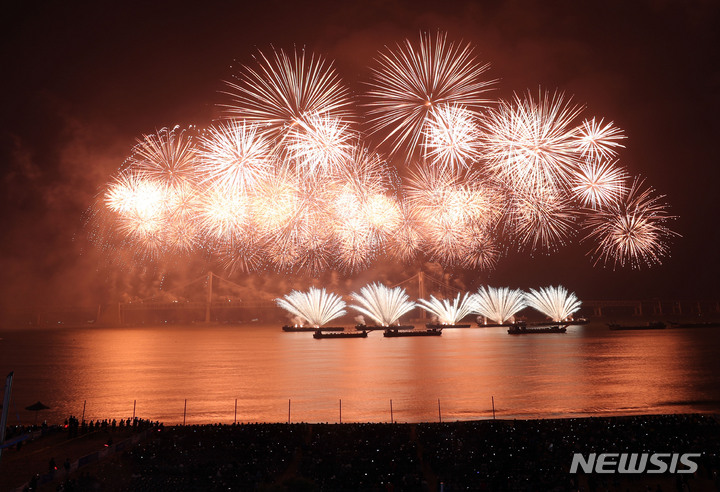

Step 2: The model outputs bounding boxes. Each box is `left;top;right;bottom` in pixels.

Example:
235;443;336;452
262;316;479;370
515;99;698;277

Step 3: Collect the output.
426;323;470;329
384;328;442;337
508;325;567;334
313;329;368;339
355;324;414;331
282;325;344;332
608;321;666;330
475;319;588;328
547;318;589;326
669;321;720;328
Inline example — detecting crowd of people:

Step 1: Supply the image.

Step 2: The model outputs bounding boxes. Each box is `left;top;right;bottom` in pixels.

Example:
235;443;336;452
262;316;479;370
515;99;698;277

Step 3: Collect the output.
6;414;720;491
417;414;720;491
121;423;303;490
69;414;719;491
63;415;160;438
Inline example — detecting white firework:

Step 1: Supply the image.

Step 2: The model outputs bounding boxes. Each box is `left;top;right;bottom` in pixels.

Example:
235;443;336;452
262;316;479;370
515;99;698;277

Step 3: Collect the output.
350;283;416;326
276;287;347;327
417;292;475;324
481;90;582;193
576;117;626;160
473;286;527;324
284;112;356;176
197;120;274;193
506;186;578;252
366;31;494;156
571;159;628;209
524;285;581;322
128;126;199;189
224;48;353;136
422;104;481;170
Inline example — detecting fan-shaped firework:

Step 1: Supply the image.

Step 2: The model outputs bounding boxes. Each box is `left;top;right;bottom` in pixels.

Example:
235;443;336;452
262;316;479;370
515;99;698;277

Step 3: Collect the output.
224;48;353;136
524;285;581;322
417;293;475;324
584;179;677;269
366;31;494;155
350;283;416;326
473;286;527;324
276;287;347;327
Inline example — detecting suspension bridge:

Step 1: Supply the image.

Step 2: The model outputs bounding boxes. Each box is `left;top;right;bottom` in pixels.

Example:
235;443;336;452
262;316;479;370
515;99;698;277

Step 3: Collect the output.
2;271;719;325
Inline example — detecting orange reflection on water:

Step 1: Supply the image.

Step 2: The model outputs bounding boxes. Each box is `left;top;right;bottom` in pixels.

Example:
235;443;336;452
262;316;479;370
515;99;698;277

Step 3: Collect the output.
0;323;718;424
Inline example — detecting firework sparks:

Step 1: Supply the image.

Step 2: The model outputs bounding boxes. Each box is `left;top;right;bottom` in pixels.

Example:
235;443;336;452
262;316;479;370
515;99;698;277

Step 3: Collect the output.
417;293;475;324
366;31;494;156
127;127;199;189
571;159;628;209
276;287;347;327
506;186;577;252
481;90;582;193
197;120;274;193
224;48;353;136
405;163;504;266
584;179;678;269
350;283;416;326
285;113;356;176
94;34;676;274
105;174;170;257
576;118;626;161
422;104;481;170
473;286;527;324
195;185;250;243
524;285;581;322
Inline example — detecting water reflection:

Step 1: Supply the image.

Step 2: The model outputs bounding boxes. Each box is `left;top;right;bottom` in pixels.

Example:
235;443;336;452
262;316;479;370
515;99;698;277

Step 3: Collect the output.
1;323;719;424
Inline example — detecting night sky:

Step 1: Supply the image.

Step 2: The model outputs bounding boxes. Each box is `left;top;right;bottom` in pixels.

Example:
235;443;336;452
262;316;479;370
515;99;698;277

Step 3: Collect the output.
1;0;719;308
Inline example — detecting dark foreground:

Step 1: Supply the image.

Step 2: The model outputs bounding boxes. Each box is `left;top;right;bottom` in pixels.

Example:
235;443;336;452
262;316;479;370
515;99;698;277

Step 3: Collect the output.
2;414;719;491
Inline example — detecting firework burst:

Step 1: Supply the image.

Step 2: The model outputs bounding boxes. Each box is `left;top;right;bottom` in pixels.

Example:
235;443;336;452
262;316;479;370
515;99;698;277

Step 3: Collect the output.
576;118;626;161
94;34;677;274
405;163;504;265
350;283;416;326
104;174;170;257
584;179;678;269
224;48;353;136
195;185;250;243
473;286;527;324
481;90;582;193
524;285;581;322
506;186;577;252
422;104;482;170
417;292;475;324
571;159;628;209
276;287;347;327
127;126;199;189
197;120;274;193
366;31;494;155
285;113;356;176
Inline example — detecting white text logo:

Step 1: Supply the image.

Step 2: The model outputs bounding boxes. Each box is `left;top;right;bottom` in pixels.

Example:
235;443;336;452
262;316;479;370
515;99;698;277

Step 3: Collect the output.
570;453;700;474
